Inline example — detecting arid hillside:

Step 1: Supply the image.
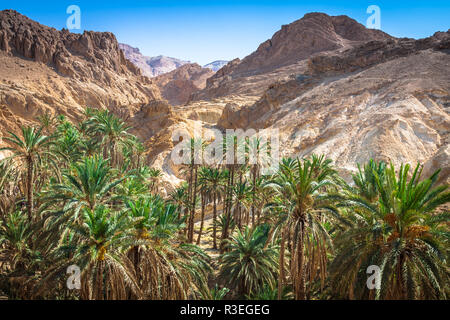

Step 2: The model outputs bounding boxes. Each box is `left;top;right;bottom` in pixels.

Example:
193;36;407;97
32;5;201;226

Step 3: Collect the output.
119;43;190;77
0;10;448;188
0;10;161;156
191;12;393;100
153;63;215;106
148;13;450;186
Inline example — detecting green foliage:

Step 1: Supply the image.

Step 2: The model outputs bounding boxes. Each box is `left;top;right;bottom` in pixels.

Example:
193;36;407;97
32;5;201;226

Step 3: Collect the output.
219;224;279;297
329;162;450;299
0;108;448;300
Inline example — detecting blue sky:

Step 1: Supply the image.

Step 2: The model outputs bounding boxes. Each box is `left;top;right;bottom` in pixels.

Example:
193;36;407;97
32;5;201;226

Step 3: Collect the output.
1;1;449;65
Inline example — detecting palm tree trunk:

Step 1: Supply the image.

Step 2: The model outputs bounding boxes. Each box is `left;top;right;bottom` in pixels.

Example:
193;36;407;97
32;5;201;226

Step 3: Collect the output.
278;228;286;300
189;166;198;243
196;193;206;245
133;246;140;283
222;167;231;234
26;156;33;221
398;253;407;299
221;165;234;251
257;207;261;224
212;192;217;250
237;205;242;230
251;165;257;226
295;219;306;300
96;260;104;300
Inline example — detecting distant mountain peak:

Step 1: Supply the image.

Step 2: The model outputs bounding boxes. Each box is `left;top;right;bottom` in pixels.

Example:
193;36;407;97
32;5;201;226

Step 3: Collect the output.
119;43;189;77
203;60;229;72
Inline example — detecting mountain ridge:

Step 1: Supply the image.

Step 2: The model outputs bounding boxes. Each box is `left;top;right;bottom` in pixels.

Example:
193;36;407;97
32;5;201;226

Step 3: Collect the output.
0;9;161;154
119;43;190;77
0;9;448;188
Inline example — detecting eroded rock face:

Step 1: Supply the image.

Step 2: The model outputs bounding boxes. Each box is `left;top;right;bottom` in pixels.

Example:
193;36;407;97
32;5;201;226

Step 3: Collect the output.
0;10;161;145
307;31;450;75
0;10;145;80
137;13;449;188
1;9;449;189
192;12;393;100
216;49;450;183
203;60;228;72
154;63;215;106
119;43;190;77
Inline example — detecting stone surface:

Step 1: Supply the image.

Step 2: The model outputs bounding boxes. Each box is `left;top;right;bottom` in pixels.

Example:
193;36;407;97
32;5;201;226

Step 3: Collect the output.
0;10;161;146
153;63;215;106
203;60;229;72
1;9;449;189
119;43;190;77
192;12;393;100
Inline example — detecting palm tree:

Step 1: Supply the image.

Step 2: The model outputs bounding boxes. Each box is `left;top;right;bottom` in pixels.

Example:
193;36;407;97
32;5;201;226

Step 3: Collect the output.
250;176;274;225
181;138;205;243
48;156;124;219
198;167;227;249
249;283;293;300
126;196;211;299
231;181;252;230
218;224;279;297
0;210;33;274
54;121;84;165
115;170;150;201
270;155;342;300
87;110;134;168
148;168;162;194
0;126;54;220
246;136;268;226
68;205;141;300
349;159;387;202
220;135;242;249
169;182;189;222
330;162;450;299
0;210;36;298
36;111;58;136
196;183;207;246
201;284;230;300
0;160;19;217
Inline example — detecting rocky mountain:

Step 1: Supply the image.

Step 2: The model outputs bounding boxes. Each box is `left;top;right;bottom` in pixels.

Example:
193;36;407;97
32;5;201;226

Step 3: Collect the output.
153;63;215;106
0;10;161;152
203;60;228;72
0;10;448;188
119;43;189;77
149;13;450;186
192;13;393;101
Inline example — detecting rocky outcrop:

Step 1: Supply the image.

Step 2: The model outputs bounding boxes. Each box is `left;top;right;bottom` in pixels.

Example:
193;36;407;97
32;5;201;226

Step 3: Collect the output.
307;31;450;75
119;43;189;77
216;49;450;183
154;63;215;106
0;10;161;145
1;9;449;189
203;60;228;72
193;12;393;100
0;10;147;81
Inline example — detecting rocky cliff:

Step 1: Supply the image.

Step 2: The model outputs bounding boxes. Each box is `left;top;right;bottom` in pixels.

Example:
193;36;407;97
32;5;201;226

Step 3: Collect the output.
1;9;449;188
162;13;449;186
0;10;161;149
212;29;450;183
192;12;393;100
203;60;228;72
119;43;189;77
154;63;215;106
